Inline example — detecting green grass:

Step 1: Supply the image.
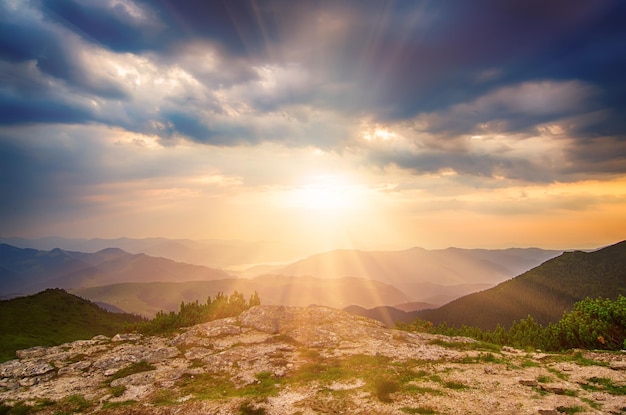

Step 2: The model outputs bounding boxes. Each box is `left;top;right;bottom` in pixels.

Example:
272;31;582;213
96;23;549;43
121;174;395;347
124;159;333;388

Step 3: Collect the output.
555;406;585;414
109;384;126;397
109;360;155;382
537;375;552;383
150;389;178;405
375;379;400;402
238;401;266;415
428;339;500;352
0;289;142;362
100;400;138;410
581;377;626;395
401;407;438;414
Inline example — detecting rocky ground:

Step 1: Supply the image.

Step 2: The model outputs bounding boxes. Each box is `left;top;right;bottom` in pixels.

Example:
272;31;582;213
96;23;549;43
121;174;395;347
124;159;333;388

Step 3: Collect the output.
1;305;625;415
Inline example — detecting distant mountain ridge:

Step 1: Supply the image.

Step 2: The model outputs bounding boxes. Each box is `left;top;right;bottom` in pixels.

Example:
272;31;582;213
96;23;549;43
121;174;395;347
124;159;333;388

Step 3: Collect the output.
0;237;305;268
72;275;412;317
0;244;230;295
419;240;626;330
254;247;562;304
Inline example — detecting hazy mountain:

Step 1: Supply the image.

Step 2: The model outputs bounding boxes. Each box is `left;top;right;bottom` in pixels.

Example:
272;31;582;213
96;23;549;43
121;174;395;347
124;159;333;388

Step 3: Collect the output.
419;240;626;330
72;275;412;317
251;247;561;303
343;305;426;328
0;289;142;362
0;237;306;268
0;244;231;295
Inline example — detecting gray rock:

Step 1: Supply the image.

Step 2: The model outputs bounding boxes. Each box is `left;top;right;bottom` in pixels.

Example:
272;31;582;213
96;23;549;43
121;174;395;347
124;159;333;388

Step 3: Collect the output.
19;361;56;378
143;347;180;363
16;346;49;359
112;333;142;342
609;361;626;370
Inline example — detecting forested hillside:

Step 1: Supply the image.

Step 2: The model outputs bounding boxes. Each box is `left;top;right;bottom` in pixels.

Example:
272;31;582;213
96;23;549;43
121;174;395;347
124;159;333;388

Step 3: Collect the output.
419;241;626;329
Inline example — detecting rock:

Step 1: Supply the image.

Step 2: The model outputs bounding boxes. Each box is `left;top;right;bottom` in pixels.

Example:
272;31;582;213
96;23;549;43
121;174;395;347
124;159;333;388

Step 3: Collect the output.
112;333;142;342
57;360;92;376
92;335;110;342
16;346;49;359
19;360;56;377
143;347;180;363
2;305;626;415
539;384;567;395
609;361;626;370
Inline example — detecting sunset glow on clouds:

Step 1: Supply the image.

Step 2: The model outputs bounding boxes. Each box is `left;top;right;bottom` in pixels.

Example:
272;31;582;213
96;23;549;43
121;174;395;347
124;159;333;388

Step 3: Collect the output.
1;0;626;251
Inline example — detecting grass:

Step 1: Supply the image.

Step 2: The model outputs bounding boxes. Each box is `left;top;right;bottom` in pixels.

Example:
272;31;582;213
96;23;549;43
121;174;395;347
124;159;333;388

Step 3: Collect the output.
238;401;266;415
109;360;155;382
150;389;178;405
401;407;438;414
0;289;142;363
54;394;92;414
428;339;500;352
555;406;585;414
580;377;626;395
537;375;552;383
109;384;126;397
100;400;138;410
375;379;400;402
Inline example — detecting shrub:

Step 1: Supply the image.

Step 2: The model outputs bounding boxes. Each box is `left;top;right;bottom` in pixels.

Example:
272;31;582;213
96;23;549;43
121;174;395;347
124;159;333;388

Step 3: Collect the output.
400;296;626;352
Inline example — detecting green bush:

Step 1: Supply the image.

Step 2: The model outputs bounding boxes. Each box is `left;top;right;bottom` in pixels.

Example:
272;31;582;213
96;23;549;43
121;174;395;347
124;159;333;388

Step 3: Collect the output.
400;296;626;352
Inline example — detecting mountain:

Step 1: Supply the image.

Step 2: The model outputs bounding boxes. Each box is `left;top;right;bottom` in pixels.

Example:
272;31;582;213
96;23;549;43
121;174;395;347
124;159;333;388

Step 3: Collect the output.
252;247;561;304
343;305;426;327
2;305;625;414
0;244;231;295
0;289;142;362
419;240;626;330
0;237;306;268
72;275;412;317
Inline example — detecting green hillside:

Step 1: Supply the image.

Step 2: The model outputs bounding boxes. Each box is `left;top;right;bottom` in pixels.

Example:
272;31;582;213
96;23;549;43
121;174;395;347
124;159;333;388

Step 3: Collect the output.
0;289;143;362
420;240;626;330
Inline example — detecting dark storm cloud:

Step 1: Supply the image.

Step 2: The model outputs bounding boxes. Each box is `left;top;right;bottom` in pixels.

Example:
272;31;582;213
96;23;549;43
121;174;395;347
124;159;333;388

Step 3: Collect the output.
1;0;626;182
40;0;164;53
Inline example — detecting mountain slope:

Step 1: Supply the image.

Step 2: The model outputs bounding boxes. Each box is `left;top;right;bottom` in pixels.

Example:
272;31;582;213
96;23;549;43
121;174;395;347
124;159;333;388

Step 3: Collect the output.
72;275;412;317
420;240;626;330
0;244;231;295
256;247;561;303
0;289;142;362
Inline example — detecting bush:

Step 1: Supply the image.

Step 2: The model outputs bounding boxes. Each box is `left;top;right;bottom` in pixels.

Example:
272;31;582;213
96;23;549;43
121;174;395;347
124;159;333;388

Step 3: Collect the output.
400;296;626;352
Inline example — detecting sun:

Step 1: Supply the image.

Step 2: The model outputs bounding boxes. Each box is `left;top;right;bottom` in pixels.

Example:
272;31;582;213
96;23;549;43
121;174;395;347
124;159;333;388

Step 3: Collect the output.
288;175;361;212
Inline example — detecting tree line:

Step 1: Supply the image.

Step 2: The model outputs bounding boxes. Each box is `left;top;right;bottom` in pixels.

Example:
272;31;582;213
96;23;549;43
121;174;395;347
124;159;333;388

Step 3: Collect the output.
127;291;261;335
398;296;626;351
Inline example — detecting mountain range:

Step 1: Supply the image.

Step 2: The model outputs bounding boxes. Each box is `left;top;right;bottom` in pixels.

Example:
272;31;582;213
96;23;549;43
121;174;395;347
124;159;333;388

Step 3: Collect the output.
0;244;229;296
418;240;626;329
0;242;563;314
0;237;305;269
250;247;562;304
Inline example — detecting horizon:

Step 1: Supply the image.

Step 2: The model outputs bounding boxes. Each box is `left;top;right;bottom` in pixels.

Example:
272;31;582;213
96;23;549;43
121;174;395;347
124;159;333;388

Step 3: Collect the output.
1;1;626;252
1;234;620;254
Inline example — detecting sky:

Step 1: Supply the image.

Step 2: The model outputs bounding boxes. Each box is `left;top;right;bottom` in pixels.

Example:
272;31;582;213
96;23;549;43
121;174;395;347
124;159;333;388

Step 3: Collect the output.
1;0;626;252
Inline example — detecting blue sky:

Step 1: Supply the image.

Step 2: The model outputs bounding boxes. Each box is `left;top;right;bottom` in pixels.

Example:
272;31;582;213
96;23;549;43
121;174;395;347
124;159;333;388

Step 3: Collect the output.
1;0;625;250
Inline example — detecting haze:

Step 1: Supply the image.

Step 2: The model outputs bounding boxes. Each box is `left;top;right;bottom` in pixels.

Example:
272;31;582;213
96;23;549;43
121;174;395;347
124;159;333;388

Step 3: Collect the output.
1;1;626;252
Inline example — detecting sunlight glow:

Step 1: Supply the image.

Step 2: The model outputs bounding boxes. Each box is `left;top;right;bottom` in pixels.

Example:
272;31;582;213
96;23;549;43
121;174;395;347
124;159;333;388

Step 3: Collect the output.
290;175;361;211
363;128;397;141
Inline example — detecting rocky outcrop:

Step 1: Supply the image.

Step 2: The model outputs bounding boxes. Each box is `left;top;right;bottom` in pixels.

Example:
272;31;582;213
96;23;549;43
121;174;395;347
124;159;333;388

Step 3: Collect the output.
1;305;625;415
